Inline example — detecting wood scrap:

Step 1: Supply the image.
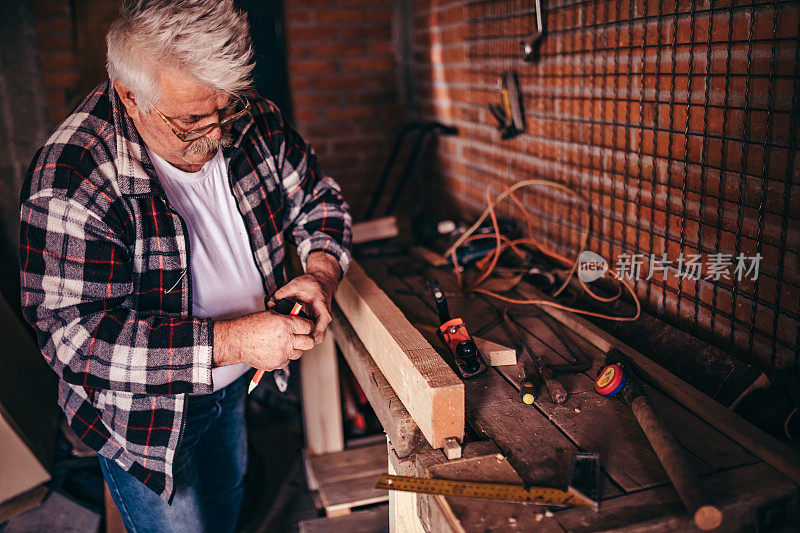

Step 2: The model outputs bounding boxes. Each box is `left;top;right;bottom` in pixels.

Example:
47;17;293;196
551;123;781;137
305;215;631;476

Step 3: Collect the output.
352;216;399;244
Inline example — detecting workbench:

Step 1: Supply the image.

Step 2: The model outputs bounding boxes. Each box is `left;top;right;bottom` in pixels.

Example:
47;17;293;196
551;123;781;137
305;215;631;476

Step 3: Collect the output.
305;254;800;532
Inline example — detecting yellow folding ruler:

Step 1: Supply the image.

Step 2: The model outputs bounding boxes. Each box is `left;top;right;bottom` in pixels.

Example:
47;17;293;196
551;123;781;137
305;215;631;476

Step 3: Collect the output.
375;475;597;509
376;452;601;511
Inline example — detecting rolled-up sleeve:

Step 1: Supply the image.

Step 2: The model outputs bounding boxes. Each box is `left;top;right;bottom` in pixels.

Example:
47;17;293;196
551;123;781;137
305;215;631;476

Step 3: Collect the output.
269;109;352;276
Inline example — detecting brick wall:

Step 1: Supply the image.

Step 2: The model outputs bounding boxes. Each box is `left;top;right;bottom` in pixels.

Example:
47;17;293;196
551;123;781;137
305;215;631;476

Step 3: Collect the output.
284;0;404;216
0;1;49;304
26;0;406;217
411;0;800;370
31;0;81;126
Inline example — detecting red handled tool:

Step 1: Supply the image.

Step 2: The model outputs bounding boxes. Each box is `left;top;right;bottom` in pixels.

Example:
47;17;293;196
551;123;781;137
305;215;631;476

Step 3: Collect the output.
248;298;304;394
427;280;487;379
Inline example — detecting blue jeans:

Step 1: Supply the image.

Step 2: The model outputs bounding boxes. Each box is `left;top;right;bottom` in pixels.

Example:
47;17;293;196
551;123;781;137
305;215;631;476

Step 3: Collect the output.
99;375;248;533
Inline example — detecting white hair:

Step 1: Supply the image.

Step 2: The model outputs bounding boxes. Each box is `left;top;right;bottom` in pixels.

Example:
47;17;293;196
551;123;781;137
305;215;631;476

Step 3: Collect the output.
106;0;255;105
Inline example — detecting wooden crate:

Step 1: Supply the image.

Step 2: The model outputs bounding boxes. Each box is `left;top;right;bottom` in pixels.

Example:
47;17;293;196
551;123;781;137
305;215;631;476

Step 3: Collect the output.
305;441;389;517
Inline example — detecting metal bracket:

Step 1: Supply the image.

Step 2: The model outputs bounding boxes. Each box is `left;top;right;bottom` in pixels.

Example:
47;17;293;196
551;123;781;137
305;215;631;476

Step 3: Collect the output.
520;0;545;62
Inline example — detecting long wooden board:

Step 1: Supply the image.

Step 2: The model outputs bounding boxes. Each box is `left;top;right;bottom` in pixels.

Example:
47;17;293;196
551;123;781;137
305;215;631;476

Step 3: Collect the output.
330;305;426;458
335;260;464;449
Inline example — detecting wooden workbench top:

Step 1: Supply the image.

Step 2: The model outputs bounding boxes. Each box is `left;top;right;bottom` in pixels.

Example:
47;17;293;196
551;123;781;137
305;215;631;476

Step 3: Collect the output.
335;255;799;531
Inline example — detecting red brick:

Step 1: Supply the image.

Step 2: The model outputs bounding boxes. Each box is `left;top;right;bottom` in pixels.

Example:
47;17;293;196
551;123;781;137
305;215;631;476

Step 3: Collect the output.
44;89;65;107
34;16;72;34
289;58;340;77
32;0;71;17
48;106;69;124
42;70;79;88
292;92;342;108
36;34;73;52
293;108;319;124
324;106;377;122
284;9;312;25
312;42;369;57
286;25;337;43
368;41;394;55
316;8;366;24
39;51;77;70
340;24;391;40
341;56;394;72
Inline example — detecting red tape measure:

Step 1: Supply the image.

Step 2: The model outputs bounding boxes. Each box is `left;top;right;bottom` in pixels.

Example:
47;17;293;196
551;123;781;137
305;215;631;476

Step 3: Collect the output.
595;362;626;397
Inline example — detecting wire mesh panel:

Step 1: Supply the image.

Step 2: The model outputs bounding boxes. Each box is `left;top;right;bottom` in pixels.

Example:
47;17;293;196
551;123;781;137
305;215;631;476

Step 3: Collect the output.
413;0;800;370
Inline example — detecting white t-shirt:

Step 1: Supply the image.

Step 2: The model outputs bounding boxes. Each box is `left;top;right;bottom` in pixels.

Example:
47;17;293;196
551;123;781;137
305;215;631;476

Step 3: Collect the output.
147;148;261;392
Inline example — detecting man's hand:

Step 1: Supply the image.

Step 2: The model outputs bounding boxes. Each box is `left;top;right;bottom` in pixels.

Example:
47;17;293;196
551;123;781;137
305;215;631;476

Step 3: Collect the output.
213;311;315;369
273;252;341;343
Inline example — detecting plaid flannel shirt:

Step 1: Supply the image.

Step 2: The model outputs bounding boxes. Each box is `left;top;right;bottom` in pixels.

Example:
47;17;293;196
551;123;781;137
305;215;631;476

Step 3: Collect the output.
19;81;351;502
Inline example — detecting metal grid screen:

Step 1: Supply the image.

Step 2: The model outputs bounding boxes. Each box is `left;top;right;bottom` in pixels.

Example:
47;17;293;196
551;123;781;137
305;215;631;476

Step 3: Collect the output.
452;0;800;369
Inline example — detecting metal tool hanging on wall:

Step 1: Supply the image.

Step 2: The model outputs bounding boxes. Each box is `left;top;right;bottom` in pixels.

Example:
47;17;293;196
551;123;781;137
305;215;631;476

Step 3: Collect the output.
488;71;525;139
520;0;545;62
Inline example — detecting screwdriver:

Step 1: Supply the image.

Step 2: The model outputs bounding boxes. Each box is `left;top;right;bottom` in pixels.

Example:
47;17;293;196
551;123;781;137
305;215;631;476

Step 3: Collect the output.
500;309;568;405
247;299;304;394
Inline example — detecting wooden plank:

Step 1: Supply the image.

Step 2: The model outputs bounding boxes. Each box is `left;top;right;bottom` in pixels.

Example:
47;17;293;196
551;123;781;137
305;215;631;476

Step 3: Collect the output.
515;283;800;486
334;260;464;449
310;442;390;518
304;449;321;491
322;478;389;517
300;505;389;533
645;386;757;471
553;462;798;532
0;410;50;504
104;482;126;533
330;305;426;458
0;485;48;524
388;446;427;533
352;216;399;244
301;333;344;455
308;442;388;486
474;336;517;366
442;438;462;460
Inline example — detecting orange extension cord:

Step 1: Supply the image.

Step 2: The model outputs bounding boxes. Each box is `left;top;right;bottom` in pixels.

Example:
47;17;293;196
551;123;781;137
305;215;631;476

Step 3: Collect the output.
441;179;641;322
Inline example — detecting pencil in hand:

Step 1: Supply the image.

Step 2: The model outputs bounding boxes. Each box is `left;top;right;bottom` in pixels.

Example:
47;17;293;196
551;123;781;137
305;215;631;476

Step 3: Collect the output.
247;299;304;394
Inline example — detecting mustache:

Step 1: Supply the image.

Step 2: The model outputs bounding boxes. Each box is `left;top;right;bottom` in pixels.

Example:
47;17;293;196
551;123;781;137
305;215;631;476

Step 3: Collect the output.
183;132;233;156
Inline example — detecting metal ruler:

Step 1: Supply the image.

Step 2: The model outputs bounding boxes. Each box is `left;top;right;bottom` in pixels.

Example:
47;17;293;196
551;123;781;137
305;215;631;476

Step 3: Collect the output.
375;474;596;508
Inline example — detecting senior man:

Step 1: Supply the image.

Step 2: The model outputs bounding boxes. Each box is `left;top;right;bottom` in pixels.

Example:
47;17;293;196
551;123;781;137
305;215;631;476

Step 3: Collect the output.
19;1;351;531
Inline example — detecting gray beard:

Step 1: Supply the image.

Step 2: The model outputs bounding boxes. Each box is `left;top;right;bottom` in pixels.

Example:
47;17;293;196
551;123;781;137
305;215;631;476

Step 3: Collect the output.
183;132;233;156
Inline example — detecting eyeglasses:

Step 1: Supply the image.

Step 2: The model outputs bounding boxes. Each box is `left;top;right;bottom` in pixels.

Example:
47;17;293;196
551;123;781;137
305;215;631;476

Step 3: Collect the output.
148;98;251;142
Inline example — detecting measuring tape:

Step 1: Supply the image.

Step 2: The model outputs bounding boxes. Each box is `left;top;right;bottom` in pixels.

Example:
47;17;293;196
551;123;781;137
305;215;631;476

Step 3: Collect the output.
375;474;596;508
594;362;626;397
